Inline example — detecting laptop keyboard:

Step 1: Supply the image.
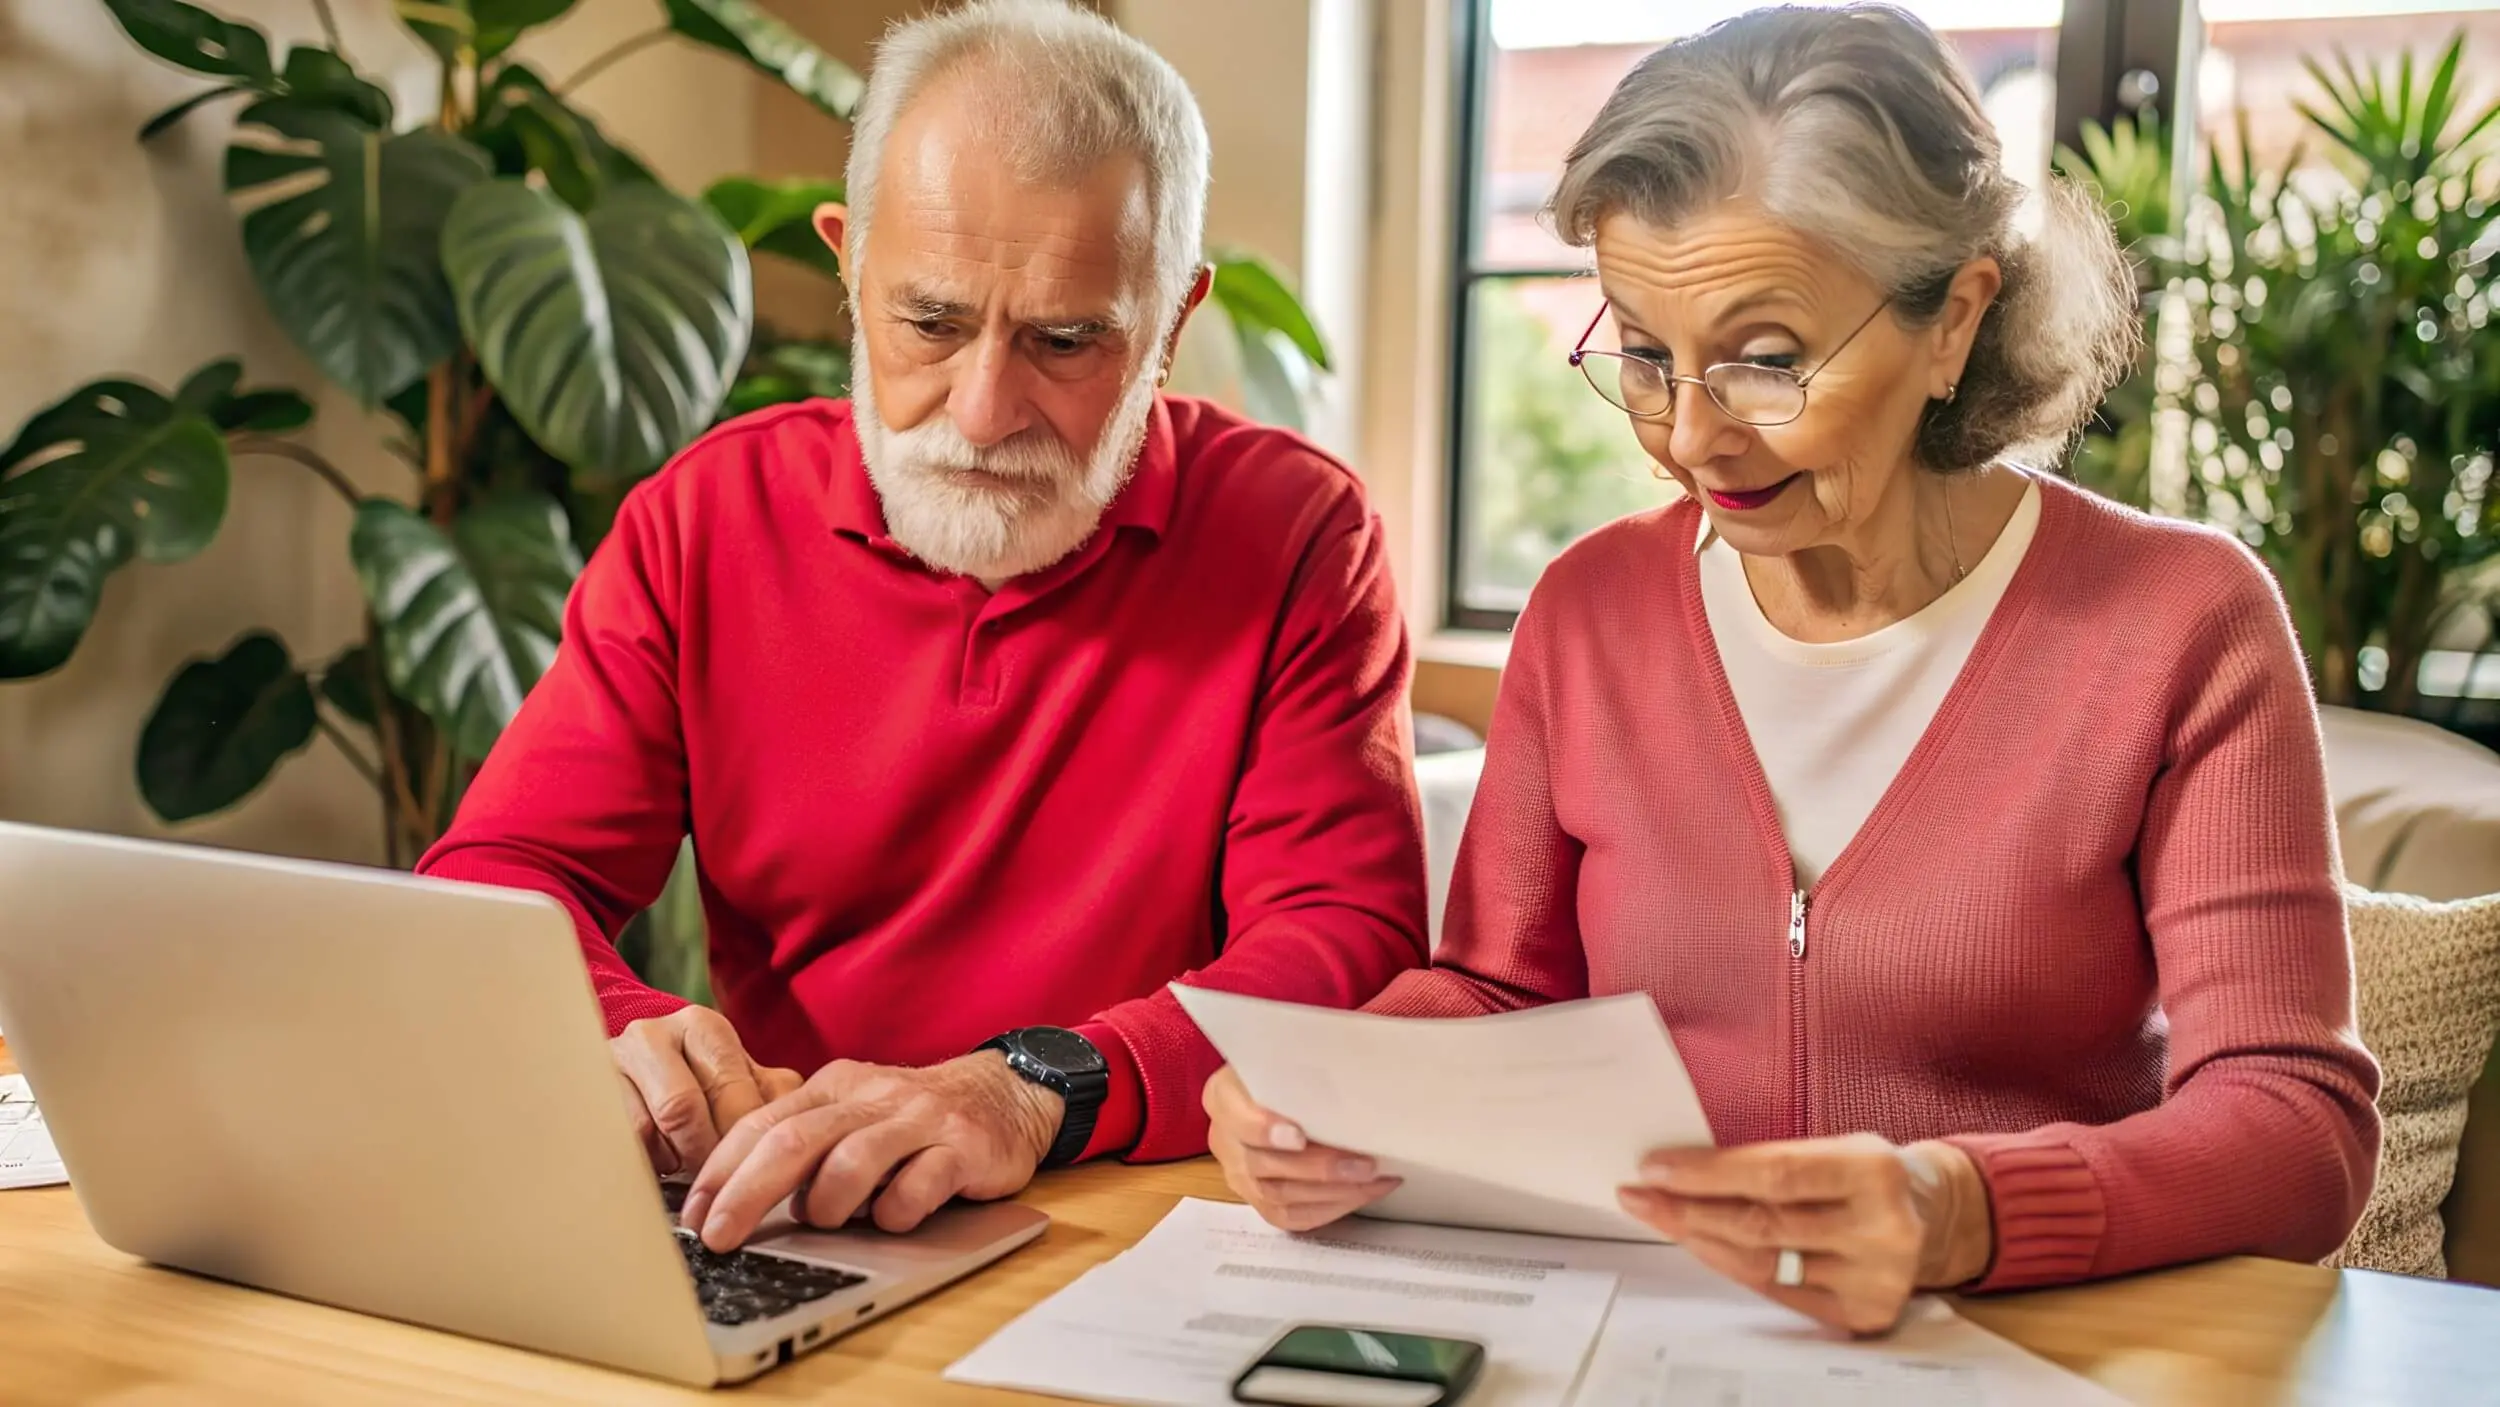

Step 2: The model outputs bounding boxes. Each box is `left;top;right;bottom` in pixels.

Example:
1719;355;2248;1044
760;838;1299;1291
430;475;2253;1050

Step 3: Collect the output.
674;1228;870;1325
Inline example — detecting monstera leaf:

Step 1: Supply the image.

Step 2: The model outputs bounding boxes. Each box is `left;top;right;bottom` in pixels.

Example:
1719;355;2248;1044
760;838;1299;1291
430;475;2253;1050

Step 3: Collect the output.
350;494;581;760
662;0;863;122
0;367;241;679
102;0;279;88
227;100;492;404
136;632;318;821
398;0;579;62
443;180;751;474
472;63;655;213
316;642;379;726
703;175;844;282
106;0;394;137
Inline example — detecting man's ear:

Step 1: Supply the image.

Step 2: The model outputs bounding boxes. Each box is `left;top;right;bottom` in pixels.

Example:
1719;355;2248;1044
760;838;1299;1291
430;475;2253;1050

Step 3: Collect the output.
1156;264;1215;383
812;202;850;283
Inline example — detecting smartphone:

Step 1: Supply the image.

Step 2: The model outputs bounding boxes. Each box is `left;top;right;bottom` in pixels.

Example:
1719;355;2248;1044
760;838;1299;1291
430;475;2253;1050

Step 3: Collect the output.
1231;1324;1487;1407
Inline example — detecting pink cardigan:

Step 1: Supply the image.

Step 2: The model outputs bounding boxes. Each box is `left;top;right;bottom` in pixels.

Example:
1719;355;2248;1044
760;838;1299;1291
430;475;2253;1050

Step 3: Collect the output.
1371;476;2380;1291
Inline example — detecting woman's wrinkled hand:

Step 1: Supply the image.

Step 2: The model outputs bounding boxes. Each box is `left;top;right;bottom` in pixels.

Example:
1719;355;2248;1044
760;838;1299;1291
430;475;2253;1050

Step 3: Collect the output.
1617;1134;1993;1335
1204;1065;1401;1231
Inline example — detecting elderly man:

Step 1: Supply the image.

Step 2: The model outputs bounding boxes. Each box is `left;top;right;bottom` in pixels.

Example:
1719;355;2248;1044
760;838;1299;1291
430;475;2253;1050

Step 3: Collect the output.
418;0;1425;1247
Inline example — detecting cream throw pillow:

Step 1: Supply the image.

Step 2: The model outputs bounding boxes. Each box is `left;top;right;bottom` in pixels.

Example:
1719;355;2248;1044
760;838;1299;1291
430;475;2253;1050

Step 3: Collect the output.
2328;887;2500;1278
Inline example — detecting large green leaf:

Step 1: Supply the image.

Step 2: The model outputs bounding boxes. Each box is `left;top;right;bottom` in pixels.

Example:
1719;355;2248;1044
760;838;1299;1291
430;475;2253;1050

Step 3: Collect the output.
0;373;233;679
473;63;656;213
171;357;319;434
399;0;579;62
1234;327;1307;432
102;0;278;88
316;642;379;727
444;180;751;474
1209;253;1332;372
136;632;317;822
350;494;582;760
276;46;394;128
226;100;492;404
702;175;844;282
661;0;863;122
721;335;850;421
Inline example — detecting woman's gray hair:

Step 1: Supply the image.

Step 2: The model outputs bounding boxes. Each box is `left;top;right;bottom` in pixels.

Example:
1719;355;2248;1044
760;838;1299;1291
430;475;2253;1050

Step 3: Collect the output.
1550;4;2139;471
844;0;1210;332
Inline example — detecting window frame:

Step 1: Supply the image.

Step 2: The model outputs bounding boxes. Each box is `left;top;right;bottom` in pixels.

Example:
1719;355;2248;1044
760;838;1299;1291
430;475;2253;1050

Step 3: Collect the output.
1437;0;2185;633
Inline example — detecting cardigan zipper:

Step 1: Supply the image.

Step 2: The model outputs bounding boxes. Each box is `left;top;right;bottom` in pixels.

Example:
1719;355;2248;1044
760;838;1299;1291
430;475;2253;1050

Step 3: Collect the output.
1787;888;1809;1140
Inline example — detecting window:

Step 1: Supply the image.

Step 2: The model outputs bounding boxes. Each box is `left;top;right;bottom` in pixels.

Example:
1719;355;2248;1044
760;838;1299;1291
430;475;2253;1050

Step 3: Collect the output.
1445;0;2089;628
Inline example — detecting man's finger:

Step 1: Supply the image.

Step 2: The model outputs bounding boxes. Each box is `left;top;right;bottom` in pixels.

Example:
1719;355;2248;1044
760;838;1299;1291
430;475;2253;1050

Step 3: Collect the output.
683;1020;770;1137
872;1145;971;1233
615;1036;714;1175
758;1065;805;1102
800;1116;938;1231
680;1087;810;1236
695;1102;885;1251
1639;1141;1869;1204
618;1070;668;1173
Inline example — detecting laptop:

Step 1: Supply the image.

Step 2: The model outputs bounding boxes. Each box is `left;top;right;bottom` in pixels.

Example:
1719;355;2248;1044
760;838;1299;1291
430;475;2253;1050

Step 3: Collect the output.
0;820;1048;1387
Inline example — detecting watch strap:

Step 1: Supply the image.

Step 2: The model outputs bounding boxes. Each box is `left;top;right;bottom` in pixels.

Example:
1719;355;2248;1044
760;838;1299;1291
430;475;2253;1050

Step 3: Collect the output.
980;1029;1109;1169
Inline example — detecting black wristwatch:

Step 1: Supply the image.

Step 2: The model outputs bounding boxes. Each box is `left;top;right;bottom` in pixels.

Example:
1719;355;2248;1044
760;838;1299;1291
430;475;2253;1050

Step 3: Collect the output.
977;1026;1109;1169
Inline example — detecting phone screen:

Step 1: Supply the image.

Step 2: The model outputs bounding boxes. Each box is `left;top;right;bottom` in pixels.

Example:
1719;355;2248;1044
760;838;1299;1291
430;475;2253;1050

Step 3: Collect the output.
1233;1326;1486;1407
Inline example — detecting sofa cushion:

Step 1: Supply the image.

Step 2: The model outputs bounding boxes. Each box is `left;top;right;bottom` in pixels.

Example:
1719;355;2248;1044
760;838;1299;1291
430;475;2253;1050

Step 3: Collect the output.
2321;707;2500;902
2327;887;2500;1278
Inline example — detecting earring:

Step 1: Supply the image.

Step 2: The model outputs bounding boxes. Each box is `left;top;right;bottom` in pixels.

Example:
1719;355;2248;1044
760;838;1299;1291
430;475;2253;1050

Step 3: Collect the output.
1942;382;1960;404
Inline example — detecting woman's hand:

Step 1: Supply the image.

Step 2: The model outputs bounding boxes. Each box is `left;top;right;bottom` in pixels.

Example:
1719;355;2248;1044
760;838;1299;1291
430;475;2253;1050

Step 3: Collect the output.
1205;1065;1402;1231
1617;1134;1993;1335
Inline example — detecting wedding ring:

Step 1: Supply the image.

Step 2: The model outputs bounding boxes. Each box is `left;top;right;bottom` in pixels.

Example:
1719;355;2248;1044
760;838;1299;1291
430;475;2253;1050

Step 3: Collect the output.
1773;1247;1806;1287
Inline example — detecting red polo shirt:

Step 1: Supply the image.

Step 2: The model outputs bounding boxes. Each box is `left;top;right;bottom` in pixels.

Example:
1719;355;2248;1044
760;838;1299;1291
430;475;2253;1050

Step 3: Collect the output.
419;395;1428;1161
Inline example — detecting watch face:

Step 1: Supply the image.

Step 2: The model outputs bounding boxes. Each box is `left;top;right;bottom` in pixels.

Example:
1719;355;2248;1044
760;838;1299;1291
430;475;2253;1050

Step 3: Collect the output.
1016;1027;1106;1076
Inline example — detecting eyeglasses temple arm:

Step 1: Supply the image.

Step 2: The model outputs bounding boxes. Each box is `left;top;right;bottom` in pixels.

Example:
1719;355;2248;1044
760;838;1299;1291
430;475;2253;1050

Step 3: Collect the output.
1568;302;1608;362
1795;299;1893;389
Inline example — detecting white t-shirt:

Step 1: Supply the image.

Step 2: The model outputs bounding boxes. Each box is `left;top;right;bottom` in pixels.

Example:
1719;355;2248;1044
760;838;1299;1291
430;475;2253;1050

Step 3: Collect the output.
1697;479;2042;887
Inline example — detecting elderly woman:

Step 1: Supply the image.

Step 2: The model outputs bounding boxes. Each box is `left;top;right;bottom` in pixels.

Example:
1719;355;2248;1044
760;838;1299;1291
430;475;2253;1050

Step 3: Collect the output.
1204;4;2379;1333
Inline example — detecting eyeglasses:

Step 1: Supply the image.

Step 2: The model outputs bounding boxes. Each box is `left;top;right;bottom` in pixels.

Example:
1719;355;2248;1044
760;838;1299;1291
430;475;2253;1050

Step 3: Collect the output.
1566;299;1890;427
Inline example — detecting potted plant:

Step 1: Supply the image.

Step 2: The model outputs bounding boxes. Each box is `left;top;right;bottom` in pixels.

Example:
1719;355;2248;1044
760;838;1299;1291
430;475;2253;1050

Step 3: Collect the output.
0;0;1333;869
2061;36;2500;718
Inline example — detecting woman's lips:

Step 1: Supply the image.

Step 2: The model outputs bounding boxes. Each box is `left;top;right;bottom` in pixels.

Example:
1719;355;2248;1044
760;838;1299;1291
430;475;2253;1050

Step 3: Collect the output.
1705;473;1802;512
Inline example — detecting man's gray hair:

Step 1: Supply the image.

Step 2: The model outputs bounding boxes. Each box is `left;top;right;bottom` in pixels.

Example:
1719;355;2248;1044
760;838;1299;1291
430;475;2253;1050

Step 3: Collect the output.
1550;4;2140;471
843;0;1211;333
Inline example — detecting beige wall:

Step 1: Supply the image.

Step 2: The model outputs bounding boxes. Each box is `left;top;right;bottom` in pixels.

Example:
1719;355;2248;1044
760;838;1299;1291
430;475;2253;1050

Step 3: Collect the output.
0;0;769;861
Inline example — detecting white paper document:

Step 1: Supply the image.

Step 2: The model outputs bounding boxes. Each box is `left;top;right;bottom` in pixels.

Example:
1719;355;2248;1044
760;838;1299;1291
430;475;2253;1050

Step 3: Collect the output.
1575;1288;2129;1407
945;1198;1620;1407
0;1074;66;1190
1170;986;1712;1241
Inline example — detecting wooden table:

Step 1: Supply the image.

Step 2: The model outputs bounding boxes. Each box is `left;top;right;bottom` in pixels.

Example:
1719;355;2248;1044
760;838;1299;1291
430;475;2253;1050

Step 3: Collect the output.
5;1038;2496;1406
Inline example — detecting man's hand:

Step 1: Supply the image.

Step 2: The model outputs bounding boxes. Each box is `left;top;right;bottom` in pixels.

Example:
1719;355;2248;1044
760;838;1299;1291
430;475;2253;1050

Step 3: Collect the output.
678;1052;1063;1251
611;1007;803;1177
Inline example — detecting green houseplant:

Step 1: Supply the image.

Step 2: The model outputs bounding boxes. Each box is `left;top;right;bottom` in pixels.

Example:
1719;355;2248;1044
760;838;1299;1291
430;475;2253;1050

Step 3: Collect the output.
0;0;1335;872
2060;36;2500;716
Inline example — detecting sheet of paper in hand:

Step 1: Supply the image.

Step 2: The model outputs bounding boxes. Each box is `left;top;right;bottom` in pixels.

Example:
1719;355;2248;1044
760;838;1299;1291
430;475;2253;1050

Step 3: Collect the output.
1171;987;1714;1242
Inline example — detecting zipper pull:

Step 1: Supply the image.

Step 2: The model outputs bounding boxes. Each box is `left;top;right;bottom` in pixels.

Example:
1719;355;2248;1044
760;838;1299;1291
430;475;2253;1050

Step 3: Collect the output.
1788;890;1808;960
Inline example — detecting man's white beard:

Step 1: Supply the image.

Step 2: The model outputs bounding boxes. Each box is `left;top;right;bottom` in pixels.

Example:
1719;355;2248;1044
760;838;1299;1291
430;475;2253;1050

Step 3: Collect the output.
852;341;1160;584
